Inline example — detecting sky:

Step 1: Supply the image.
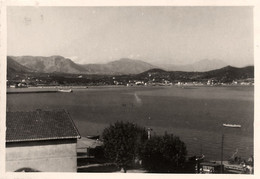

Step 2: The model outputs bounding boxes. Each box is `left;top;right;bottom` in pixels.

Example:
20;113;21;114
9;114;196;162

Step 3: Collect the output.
7;6;253;67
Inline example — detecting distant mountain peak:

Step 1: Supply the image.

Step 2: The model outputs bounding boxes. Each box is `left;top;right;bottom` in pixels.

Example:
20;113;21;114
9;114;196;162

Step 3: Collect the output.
146;68;166;73
118;58;134;61
218;65;237;71
83;58;157;75
156;59;228;72
51;55;64;58
8;55;86;74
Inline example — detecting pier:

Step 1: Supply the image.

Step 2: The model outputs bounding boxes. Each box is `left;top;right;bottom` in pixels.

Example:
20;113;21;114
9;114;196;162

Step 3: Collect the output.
7;90;58;94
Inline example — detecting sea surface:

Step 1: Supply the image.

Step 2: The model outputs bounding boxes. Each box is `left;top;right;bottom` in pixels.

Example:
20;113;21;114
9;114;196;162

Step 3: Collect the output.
7;86;254;161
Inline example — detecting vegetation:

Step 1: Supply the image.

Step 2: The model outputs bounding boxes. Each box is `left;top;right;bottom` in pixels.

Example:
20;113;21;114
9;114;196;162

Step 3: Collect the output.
102;121;188;173
140;133;187;172
102;121;147;172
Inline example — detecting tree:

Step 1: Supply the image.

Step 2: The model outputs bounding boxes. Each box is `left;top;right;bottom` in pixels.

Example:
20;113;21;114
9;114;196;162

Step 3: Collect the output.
102;121;147;172
140;133;187;172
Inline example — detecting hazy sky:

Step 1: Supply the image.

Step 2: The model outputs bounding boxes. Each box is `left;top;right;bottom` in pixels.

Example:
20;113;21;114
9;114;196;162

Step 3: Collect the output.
7;6;253;66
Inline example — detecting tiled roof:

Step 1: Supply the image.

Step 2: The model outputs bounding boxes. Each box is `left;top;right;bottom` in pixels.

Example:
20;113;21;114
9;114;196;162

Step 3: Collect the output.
6;109;81;142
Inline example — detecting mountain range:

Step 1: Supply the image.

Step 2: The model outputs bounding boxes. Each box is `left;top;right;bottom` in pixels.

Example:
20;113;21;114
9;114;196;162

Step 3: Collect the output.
8;56;158;75
82;58;156;74
7;55;243;75
9;56;86;74
157;59;228;72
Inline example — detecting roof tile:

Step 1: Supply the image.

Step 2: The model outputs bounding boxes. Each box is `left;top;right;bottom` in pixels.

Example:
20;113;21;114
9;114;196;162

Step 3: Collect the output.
6;110;80;142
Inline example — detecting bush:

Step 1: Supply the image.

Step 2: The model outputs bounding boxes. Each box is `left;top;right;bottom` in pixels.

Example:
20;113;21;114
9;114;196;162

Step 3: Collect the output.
102;121;147;172
90;146;105;159
140;133;187;172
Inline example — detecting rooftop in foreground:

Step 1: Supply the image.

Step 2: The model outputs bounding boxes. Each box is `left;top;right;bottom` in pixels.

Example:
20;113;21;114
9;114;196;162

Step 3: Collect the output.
6;109;80;142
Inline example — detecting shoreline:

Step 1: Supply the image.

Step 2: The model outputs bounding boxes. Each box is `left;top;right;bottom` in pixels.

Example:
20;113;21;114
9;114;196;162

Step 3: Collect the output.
8;84;254;89
6;84;254;94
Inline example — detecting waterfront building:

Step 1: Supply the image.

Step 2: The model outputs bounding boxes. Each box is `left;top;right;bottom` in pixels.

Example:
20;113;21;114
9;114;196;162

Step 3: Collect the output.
6;109;81;172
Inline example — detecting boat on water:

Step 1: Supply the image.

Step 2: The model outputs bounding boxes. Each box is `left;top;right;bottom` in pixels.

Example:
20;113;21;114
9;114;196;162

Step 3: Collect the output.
58;89;73;93
223;124;241;128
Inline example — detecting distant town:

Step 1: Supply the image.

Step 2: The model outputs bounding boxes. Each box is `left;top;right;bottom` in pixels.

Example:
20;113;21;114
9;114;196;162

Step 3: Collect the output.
7;67;254;88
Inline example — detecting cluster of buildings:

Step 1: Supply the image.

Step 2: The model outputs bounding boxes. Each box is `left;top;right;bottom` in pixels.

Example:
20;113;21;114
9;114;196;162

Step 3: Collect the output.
194;157;254;174
175;79;254;87
114;79;172;87
7;77;45;88
7;71;254;88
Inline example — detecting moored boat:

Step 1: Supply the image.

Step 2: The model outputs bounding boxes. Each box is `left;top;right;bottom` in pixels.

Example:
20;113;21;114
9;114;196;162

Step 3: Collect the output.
223;124;241;128
58;89;73;93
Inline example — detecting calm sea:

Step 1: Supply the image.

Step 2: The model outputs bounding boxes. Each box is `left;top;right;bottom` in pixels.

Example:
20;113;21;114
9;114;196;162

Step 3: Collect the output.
7;86;254;161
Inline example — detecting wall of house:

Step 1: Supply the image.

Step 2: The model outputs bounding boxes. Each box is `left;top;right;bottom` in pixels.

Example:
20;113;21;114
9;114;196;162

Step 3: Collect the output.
6;139;77;172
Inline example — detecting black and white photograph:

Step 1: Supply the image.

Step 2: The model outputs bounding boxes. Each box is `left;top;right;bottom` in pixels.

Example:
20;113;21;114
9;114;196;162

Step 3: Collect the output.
2;1;257;176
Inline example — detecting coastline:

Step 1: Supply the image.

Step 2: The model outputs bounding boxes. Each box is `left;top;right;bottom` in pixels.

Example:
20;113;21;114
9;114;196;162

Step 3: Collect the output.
6;84;254;94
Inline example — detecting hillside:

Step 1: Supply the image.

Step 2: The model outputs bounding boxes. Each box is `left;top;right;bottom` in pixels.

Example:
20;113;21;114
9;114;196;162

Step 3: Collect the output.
202;65;254;82
7;56;34;78
135;66;254;83
10;56;87;74
157;59;227;72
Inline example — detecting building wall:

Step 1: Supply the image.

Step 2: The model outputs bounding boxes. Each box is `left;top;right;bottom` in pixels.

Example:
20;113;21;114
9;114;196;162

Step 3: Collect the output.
6;139;77;172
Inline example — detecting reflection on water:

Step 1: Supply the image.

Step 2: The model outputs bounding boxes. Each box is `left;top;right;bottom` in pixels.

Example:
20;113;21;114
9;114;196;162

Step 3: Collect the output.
7;86;254;160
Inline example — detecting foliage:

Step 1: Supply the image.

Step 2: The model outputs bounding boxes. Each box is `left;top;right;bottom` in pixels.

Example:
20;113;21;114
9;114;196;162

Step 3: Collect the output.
90;146;105;159
102;121;147;172
140;133;187;172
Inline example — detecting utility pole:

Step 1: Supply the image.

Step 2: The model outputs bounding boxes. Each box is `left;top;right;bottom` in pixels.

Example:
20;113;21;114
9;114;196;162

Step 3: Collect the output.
221;133;224;173
220;123;242;173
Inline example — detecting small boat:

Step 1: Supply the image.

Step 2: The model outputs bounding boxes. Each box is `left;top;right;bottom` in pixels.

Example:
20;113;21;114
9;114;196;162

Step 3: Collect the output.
223;124;241;128
58;89;73;93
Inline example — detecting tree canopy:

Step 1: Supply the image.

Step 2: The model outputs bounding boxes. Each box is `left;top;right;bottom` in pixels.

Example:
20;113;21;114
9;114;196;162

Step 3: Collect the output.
102;121;147;172
140;133;187;172
102;122;187;173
